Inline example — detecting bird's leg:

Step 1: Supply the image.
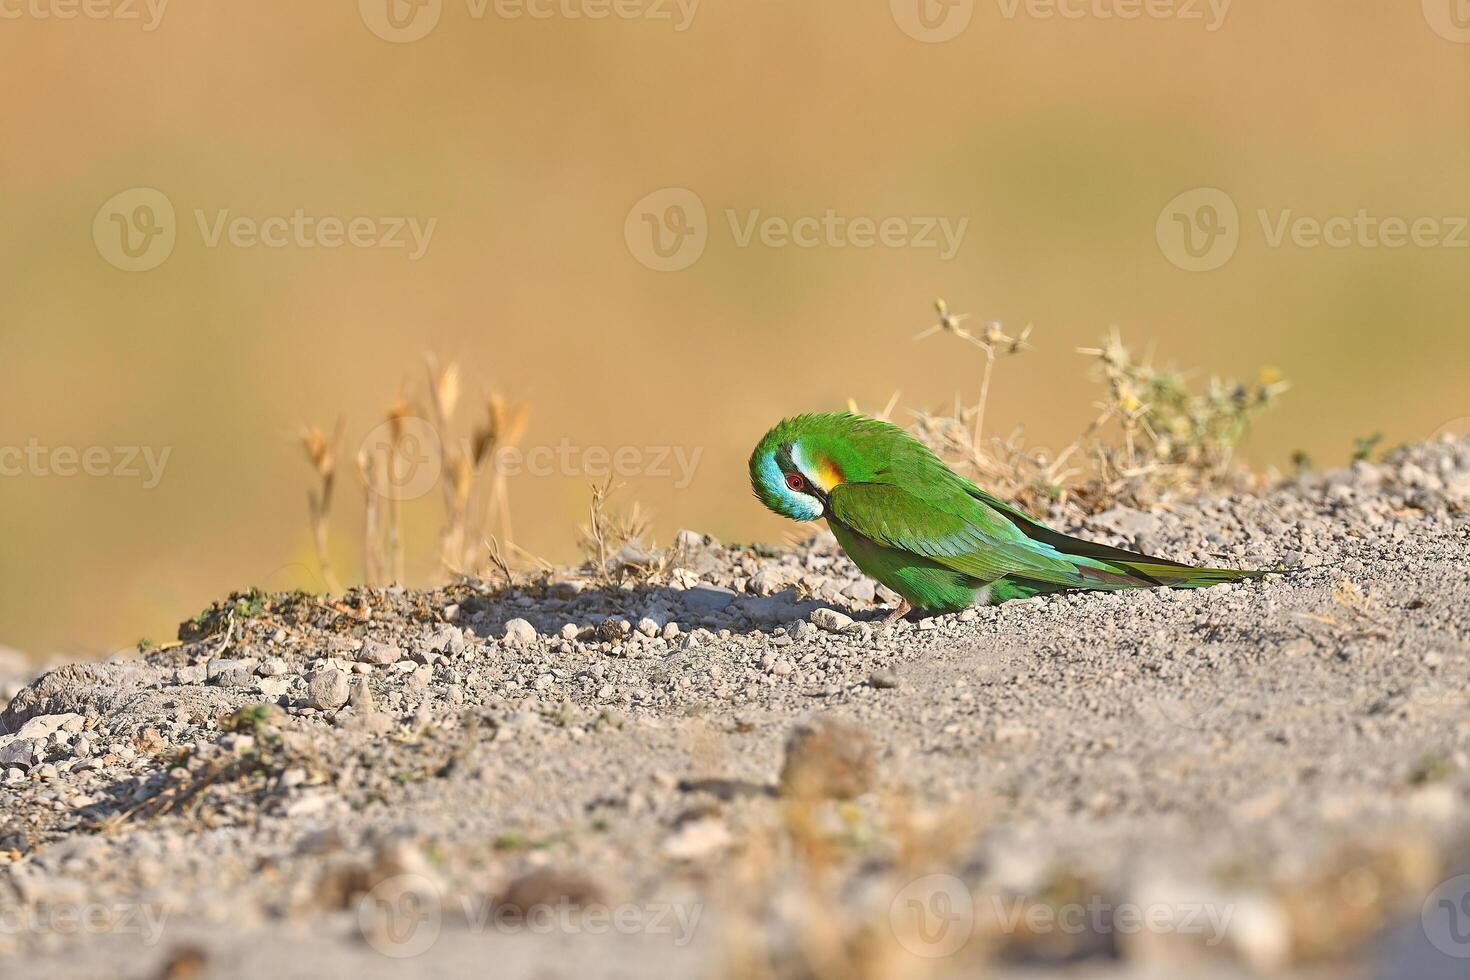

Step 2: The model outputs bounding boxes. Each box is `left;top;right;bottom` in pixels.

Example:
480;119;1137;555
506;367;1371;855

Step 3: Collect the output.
881;598;913;628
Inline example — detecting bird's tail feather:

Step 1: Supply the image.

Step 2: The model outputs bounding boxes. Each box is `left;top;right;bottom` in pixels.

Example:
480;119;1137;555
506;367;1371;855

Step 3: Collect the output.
998;558;1266;601
969;485;1270;593
1099;559;1267;589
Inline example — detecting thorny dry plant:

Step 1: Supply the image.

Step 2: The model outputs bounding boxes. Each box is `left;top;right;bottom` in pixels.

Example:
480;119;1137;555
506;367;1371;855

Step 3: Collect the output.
896;300;1288;514
1079;328;1288;496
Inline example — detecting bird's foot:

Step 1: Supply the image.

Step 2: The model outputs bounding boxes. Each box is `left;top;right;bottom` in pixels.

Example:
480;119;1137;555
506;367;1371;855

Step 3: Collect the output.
881;599;913;629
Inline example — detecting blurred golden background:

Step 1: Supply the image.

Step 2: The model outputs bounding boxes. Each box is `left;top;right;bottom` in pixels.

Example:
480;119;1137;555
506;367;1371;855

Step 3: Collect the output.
2;1;1468;659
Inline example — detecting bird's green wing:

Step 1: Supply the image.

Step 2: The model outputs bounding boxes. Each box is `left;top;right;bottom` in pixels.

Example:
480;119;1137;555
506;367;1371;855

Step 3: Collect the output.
954;482;1192;570
827;481;1087;586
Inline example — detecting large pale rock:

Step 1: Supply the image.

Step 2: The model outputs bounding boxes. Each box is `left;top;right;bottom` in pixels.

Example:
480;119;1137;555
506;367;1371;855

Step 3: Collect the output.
1;662;152;735
307;670;351;711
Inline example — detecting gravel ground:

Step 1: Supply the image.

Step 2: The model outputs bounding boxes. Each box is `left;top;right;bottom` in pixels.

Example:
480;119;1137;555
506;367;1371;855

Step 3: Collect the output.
2;439;1469;979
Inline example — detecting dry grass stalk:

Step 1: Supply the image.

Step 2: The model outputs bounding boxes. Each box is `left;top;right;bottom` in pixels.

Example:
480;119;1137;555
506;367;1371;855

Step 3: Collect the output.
383;396;413;583
422;356;536;578
301;355;534;592
467;392;531;570
355;446;386;585
299;420;345;593
1297;577;1390;638
915;298;1033;447
847;390;902;422
424;354;473;575
482;534;516;590
581;477;615;577
578;476;654;583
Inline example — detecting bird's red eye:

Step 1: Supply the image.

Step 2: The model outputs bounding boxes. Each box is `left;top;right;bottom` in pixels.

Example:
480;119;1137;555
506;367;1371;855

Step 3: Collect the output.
785;472;806;492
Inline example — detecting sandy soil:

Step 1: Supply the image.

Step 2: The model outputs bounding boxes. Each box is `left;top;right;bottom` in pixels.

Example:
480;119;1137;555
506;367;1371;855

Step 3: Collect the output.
1;438;1468;979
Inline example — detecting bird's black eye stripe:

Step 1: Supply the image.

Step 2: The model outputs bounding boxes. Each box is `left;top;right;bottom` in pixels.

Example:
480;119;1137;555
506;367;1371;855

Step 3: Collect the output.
775;444;828;501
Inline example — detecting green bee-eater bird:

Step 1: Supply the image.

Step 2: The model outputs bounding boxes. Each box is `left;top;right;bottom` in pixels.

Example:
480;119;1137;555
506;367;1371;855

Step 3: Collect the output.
750;413;1264;623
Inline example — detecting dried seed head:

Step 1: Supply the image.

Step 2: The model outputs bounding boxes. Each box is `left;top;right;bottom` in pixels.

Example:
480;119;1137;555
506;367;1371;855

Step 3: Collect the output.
493;395;531;448
470;393;531;466
426;357;461;421
1116;382;1144;415
980;320;1032;355
470;425;495;468
448;455;472;506
385;396;412;444
300;423;341;478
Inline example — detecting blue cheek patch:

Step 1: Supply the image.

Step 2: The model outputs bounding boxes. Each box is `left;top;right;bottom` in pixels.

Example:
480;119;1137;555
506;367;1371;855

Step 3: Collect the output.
757;451;823;521
785;492;824;522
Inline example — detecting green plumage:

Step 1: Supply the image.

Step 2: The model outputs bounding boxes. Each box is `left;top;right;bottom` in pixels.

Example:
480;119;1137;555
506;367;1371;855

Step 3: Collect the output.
749;413;1263;615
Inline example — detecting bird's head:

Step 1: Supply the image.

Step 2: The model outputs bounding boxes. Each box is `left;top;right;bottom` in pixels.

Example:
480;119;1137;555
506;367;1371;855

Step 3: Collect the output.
749;413;885;522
